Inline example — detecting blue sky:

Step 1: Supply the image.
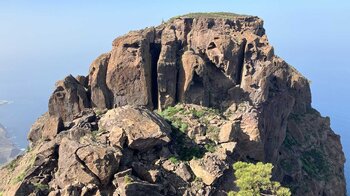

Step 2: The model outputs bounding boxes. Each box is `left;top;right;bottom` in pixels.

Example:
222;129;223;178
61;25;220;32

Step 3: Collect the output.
0;0;349;191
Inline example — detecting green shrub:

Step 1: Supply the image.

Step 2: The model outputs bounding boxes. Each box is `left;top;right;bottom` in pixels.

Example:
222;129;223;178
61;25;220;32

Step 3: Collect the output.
230;161;291;196
204;143;216;153
124;175;133;185
169;156;180;164
158;106;181;121
179;123;188;133
191;109;205;118
33;183;49;191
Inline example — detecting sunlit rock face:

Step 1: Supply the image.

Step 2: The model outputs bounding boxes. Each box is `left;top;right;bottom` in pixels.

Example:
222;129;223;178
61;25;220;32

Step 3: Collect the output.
0;13;345;196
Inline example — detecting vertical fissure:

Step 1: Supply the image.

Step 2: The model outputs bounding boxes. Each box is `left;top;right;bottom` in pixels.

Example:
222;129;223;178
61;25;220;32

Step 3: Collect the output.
237;40;247;86
150;43;161;110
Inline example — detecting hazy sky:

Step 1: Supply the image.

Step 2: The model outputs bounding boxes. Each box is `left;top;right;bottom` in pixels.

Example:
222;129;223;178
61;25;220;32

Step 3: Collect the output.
0;0;349;191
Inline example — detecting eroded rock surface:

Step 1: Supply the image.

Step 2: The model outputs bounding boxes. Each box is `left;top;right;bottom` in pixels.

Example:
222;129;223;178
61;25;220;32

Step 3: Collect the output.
0;13;345;196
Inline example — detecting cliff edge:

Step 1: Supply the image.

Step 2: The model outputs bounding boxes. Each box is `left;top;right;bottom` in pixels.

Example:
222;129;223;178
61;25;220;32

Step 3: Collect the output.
0;13;345;196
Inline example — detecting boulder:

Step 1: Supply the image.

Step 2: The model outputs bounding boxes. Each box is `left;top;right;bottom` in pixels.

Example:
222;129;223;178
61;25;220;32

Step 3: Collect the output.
55;138;120;187
218;122;236;143
189;153;229;185
48;75;91;122
41;116;64;141
131;162;160;183
114;169;163;196
76;145;120;184
99;106;171;151
28;113;49;145
174;163;192;182
55;139;98;187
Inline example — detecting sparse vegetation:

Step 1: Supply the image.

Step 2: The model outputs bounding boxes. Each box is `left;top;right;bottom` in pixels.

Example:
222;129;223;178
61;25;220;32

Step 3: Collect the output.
168;156;180;164
282;131;298;150
301;149;329;179
26;145;32;152
193;176;202;183
94;109;104;116
13;172;26;184
158;106;182;121
204;143;216;153
169;12;246;22
280;159;293;173
33;183;49;191
6;158;18;171
170;127;205;161
191;108;205;118
179;123;188;133
160;104;223;161
229;161;291;196
206;125;220;142
124;175;133;185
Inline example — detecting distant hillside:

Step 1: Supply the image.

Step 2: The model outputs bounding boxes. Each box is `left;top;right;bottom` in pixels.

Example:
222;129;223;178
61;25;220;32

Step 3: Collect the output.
0;123;21;165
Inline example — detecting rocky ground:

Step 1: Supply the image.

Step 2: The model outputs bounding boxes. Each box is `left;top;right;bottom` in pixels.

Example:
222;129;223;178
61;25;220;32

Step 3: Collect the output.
0;12;346;196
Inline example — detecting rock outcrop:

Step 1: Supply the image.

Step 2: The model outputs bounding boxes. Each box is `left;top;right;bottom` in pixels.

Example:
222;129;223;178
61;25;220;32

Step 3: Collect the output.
0;12;345;196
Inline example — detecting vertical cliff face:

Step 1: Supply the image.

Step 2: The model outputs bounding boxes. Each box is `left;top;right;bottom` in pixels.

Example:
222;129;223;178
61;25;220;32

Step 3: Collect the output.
0;13;345;196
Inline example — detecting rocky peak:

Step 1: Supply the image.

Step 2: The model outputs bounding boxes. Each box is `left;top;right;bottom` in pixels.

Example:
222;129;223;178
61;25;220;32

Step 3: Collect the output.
0;13;345;196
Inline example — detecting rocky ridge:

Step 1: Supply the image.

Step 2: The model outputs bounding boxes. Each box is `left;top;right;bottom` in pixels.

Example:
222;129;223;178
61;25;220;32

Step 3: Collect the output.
0;13;346;196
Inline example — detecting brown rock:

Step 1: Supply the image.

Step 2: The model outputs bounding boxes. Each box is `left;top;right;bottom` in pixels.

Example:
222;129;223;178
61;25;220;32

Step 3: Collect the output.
99;106;171;151
132;162;160;183
114;169;163;196
48;75;91;122
55;139;97;187
0;13;345;196
41;116;64;141
189;152;229;185
88;53;112;109
218;142;237;154
178;51;209;106
28;112;49;145
157;26;178;109
218;122;236;143
106;29;155;109
76;145;120;185
174;163;192;182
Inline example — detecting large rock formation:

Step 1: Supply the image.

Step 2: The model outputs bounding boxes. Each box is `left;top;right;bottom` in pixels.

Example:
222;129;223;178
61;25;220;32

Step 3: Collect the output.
0;13;345;196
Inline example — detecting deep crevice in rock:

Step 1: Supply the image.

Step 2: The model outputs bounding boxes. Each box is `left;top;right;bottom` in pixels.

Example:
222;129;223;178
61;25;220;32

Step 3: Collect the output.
237;40;247;86
150;43;161;110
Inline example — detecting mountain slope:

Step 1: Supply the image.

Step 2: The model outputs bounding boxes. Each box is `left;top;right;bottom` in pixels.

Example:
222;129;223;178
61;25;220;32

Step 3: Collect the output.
0;13;345;196
0;123;20;165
